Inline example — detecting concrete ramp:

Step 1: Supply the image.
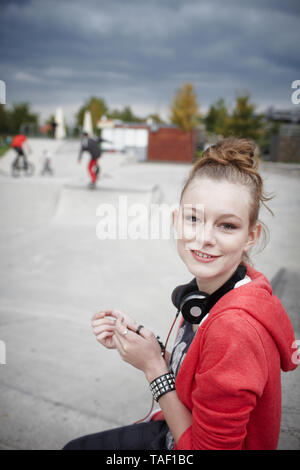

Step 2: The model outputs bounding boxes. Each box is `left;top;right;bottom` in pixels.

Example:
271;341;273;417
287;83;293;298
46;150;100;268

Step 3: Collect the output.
51;181;163;226
0;178;61;237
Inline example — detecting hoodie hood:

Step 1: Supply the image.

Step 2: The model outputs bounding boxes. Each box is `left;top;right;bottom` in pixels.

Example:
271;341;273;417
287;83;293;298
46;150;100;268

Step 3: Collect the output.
211;264;299;372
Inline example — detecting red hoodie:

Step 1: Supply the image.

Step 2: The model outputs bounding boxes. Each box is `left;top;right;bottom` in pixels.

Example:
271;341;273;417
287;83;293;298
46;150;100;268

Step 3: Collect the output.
158;265;298;450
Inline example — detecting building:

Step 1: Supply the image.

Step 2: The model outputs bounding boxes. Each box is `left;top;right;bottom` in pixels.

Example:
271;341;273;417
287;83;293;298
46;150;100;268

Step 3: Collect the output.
98;118;149;161
147;126;195;163
270;124;300;163
266;108;300;162
98;117;198;163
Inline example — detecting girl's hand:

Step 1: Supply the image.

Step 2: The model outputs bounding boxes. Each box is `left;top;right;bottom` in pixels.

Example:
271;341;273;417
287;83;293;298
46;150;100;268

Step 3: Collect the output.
91;309;139;350
113;317;168;379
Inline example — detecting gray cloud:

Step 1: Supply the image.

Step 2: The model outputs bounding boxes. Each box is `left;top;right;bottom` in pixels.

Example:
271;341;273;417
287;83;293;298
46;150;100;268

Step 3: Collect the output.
1;0;299;122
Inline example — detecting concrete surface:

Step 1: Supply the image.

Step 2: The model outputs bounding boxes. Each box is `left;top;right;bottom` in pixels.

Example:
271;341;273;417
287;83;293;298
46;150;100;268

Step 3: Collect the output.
0;138;299;450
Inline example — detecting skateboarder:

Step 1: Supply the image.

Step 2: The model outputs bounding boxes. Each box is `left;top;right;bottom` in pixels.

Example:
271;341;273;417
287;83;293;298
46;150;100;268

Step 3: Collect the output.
78;132;110;189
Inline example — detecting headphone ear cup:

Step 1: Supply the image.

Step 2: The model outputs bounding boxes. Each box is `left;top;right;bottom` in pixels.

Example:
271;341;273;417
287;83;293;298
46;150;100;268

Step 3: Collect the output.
172;282;210;325
171;280;199;310
171;285;186;310
180;292;209;324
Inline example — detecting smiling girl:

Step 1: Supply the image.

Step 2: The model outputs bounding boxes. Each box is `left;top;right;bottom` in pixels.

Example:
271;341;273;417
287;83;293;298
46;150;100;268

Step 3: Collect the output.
64;138;298;450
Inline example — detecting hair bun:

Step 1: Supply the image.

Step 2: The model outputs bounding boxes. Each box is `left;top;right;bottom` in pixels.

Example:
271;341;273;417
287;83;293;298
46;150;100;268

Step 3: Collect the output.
203;138;259;173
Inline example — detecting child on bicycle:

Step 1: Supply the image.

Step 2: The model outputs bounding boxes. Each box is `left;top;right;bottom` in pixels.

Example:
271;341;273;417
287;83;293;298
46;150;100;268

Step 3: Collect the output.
11;134;31;170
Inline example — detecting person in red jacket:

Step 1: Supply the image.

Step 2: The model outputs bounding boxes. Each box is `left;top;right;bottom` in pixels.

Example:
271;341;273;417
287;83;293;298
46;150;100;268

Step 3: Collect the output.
11;134;30;170
63;138;298;450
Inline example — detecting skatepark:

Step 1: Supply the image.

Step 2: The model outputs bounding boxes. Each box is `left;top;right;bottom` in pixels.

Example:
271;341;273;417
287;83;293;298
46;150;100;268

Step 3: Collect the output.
0;138;299;449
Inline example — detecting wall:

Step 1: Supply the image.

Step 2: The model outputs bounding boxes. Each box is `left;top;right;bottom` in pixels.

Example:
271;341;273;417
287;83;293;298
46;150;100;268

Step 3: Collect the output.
147;127;194;163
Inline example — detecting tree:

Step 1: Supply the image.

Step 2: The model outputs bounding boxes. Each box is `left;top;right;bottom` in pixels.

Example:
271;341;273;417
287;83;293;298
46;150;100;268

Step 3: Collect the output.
107;106;144;123
204;98;228;136
0;104;10;134
8;103;39;134
43;114;56;137
146;113;165;125
46;114;55;125
170;83;199;132
225;93;264;140
76;96;108;132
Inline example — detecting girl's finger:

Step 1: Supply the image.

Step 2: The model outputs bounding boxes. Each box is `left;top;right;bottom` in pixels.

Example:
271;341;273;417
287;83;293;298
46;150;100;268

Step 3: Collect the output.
92;317;116;328
96;331;113;342
96;332;116;349
137;325;155;340
113;330;126;355
93;310;139;333
93;324;115;336
124;317;139;332
91;310;117;322
114;317;129;338
113;310;139;329
91;310;107;321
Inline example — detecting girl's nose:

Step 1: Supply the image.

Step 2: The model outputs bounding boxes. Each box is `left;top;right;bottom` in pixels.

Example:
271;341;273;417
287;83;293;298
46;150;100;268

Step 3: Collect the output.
202;223;216;246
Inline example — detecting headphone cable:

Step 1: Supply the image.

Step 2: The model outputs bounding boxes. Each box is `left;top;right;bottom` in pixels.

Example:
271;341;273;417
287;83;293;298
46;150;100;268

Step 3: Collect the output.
164;309;180;355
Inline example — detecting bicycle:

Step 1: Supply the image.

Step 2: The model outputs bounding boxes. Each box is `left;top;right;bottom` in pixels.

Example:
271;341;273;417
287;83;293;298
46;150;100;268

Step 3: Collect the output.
11;158;35;177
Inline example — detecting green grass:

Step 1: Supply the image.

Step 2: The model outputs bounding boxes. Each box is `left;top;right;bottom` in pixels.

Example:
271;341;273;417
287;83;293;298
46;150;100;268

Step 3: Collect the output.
0;145;10;157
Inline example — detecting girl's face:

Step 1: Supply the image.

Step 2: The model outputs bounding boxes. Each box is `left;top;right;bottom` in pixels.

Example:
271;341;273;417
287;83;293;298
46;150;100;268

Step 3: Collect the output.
173;178;261;293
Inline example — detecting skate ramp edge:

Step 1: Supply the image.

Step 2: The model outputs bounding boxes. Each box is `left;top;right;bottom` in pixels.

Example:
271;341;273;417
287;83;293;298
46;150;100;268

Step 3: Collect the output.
51;183;163;226
0;178;61;232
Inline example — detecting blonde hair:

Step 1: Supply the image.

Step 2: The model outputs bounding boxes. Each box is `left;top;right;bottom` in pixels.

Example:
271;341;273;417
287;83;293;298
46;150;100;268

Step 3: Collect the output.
180;138;274;265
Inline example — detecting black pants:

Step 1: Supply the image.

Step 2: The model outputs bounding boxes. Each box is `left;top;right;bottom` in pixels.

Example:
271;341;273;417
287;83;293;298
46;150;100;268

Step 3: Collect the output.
13;147;28;169
62;421;169;450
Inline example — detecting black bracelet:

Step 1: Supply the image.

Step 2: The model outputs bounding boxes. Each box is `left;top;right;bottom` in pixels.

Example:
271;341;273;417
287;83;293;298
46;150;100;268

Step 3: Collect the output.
149;372;176;402
156;335;165;356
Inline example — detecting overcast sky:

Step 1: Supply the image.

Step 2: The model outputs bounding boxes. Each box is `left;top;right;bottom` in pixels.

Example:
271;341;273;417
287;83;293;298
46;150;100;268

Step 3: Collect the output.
1;0;300;124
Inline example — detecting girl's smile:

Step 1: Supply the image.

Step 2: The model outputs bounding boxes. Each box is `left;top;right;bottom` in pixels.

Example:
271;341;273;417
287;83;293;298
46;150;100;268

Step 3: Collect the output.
191;249;221;262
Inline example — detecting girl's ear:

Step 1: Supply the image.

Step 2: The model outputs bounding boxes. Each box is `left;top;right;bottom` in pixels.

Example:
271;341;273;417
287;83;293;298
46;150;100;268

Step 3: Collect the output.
244;222;261;253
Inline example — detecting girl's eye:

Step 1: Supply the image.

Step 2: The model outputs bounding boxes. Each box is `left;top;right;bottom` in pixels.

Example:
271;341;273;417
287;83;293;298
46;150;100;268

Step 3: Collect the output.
185;215;197;223
220;223;236;231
